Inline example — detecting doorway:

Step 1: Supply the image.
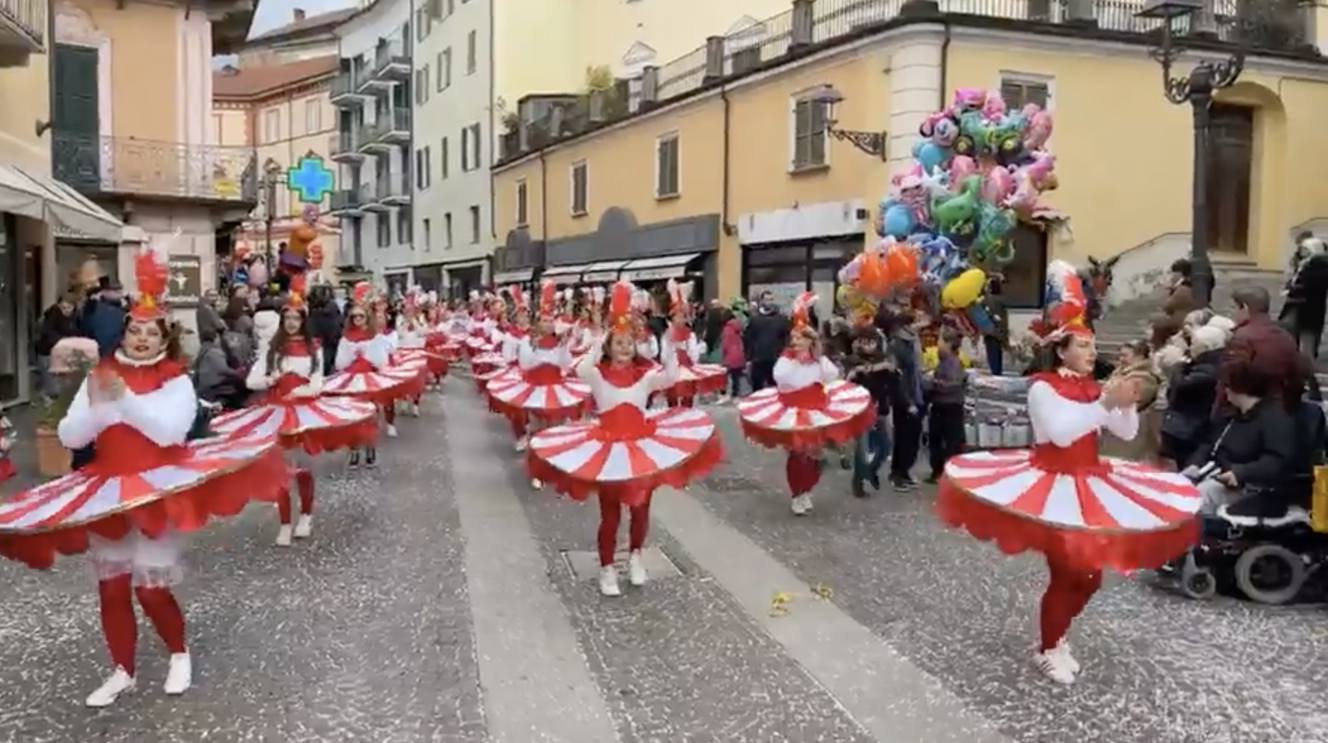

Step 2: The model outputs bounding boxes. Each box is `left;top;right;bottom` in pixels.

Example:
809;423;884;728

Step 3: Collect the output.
1206;104;1253;255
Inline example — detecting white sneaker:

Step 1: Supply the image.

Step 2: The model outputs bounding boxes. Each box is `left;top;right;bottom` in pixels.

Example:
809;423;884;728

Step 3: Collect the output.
1053;639;1080;675
515;436;529;453
628;550;647;586
275;523;293;547
410;403;421;417
599;566;622;597
1034;649;1076;685
790;496;807;516
531;478;543;489
385;424;398;438
85;667;135;707
801;493;814;514
164;652;191;695
293;514;313;539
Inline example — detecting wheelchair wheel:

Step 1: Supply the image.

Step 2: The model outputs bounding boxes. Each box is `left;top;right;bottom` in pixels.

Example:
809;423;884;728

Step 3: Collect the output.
1234;545;1307;605
1180;563;1217;600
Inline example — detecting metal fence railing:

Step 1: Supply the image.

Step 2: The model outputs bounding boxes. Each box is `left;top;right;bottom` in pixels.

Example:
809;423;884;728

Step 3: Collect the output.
0;0;45;47
53;133;257;204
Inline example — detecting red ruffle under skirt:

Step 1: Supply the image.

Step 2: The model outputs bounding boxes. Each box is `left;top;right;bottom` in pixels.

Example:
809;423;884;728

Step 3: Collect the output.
528;433;724;508
0;447;287;569
936;476;1200;573
741;403;876;453
285;417;380;455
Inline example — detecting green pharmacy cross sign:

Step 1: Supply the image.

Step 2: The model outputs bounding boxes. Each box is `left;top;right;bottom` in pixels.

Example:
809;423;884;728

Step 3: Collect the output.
287;155;335;204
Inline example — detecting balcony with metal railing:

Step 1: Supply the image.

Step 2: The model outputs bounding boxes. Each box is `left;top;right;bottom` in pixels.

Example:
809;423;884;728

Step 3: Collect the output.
52;132;258;205
361;180;390;213
372;36;411;81
0;0;43;63
330;70;367;107
329;187;366;216
329;130;364;162
375;171;411;207
358;108;411;153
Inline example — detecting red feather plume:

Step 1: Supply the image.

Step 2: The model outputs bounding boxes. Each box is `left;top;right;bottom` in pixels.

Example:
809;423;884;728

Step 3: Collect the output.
609;280;633;333
135;250;167;298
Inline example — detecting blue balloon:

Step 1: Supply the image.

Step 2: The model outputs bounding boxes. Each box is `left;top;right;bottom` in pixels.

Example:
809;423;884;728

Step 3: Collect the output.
913;141;952;174
882;202;916;238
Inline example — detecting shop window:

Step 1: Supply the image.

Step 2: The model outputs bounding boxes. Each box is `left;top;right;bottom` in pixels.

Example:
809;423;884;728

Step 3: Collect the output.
1002;224;1049;309
655;133;679;199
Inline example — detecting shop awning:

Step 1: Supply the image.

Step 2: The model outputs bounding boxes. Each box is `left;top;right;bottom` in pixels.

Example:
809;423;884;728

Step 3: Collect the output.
580;259;630;283
0;164;124;243
621;252;701;282
542;263;589;286
492;267;534;284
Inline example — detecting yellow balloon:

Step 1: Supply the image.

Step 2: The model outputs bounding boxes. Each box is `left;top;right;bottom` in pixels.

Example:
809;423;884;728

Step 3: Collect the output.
941;268;986;310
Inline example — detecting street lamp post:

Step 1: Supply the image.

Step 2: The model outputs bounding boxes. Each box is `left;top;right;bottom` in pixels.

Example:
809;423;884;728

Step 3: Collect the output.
1137;0;1245;308
807;84;888;161
261;160;286;279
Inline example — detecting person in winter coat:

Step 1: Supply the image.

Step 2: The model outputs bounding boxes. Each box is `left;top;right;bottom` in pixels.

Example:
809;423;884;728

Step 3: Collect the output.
36;293;81;396
82;280;127;359
194;326;248;409
844;326;895;497
308;285;343;376
1222;286;1306;411
1185;360;1294;514
980;277;1009;375
743;292;789;392
1283;240;1328;358
925;329;967;482
1159;326;1224;467
879;309;926;490
1100;340;1163;462
720;312;746;399
1150;259;1197;349
702;300;726;363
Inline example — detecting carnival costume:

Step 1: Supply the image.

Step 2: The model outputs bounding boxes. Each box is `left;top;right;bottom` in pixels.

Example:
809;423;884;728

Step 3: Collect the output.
488;281;592;452
660;280;725;407
395;292;449;387
0;250;287;707
527;281;724;597
737;292;875;515
326;284;424;462
936;261;1201;685
210;277;378;545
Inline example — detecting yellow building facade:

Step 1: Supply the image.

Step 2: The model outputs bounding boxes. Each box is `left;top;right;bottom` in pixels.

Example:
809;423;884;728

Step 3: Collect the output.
493;1;1328;317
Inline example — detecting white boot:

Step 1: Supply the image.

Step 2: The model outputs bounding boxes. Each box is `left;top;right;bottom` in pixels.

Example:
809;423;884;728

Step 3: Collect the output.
411;402;421;417
801;493;814;514
598;566;621;597
790;495;807;516
628;550;647;587
515;435;529;453
275;523;293;547
531;478;543;489
1053;639;1080;675
1034;649;1076;685
385;424;398;438
164;652;192;695
85;667;135;708
293;514;313;539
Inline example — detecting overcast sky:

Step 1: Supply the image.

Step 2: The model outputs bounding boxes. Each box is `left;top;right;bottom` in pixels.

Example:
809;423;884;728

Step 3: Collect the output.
249;0;357;38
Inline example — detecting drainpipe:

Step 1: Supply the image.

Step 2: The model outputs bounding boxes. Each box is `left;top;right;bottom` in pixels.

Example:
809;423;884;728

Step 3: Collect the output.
939;21;951;110
721;85;731;235
539;148;548;271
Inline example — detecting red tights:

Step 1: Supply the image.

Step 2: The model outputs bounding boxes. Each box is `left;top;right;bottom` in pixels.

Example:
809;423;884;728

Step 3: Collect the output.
509;417;527;439
597;493;651;566
276;468;315;524
383;406;396;425
786;452;821;496
1039;557;1102;651
97;574;186;675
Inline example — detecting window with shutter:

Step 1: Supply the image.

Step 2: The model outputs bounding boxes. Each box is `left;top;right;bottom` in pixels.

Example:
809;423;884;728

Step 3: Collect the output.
999;77;1050;110
469;205;481;243
656;134;679;198
516;180;528;226
441;136;449;179
571;162;588;216
790;97;828;170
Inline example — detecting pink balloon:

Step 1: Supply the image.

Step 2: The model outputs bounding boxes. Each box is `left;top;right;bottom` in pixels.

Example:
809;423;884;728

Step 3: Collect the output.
982;167;1014;204
248;260;269;288
949;155;977;185
982;90;1007;120
1025;110;1054;150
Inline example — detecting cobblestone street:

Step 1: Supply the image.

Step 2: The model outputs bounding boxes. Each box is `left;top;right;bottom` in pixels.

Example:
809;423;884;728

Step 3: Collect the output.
0;376;1322;743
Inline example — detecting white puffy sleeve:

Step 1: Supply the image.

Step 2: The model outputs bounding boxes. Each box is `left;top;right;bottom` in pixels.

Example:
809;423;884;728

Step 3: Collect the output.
117;375;197;447
772;356;797;388
575;343;603;384
819;356;841;384
246;344;271;390
688;335;704;363
1103;406;1140;441
651;337;682;392
57;378;119;450
364;337;390;369
517;338;537;370
334;338;357;371
1028;380;1117;447
299;348;325;396
638;335;659;361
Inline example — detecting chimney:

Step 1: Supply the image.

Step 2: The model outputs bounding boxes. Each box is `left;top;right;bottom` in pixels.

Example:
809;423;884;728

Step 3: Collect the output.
293;8;306;22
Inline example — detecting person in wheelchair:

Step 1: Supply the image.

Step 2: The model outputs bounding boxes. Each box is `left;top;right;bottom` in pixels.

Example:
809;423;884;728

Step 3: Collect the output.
1182;361;1294;516
1216;393;1326;528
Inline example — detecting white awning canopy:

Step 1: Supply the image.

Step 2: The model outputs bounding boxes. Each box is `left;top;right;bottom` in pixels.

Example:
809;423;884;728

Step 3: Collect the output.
492;267;534;284
542;262;590;286
580;259;630;284
621;252;701;282
0;164;124;243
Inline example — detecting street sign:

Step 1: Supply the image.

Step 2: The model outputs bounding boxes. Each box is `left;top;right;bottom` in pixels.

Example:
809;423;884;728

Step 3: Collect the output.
165;254;202;307
287;155;335;204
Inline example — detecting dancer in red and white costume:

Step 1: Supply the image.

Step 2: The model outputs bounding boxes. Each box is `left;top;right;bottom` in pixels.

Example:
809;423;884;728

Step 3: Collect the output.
0;250;286;707
659;280;725;408
737;292;875;515
488;280;591;459
210;278;378;546
569;287;606;361
326;284;424;465
528;281;724;597
937;261;1201;685
393;291;442;412
632;289;660;363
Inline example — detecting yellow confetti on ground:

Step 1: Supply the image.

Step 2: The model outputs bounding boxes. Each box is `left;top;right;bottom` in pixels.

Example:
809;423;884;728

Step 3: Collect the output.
769;585;834;617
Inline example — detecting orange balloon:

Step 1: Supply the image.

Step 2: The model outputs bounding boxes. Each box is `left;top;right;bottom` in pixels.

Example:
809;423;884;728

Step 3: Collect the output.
885;244;919;287
857;251;894;298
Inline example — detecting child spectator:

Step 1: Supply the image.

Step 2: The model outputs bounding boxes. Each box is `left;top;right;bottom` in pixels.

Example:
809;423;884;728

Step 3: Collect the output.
926;329;967;482
844;326;895;497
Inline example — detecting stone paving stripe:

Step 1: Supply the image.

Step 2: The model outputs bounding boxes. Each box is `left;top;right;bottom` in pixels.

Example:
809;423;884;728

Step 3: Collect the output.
652;488;1014;743
444;393;619;743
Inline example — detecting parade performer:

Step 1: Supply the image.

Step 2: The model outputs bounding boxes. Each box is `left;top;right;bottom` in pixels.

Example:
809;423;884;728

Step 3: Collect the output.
660;280;725;407
0;249;286;706
470;294;509;380
936;261;1202;685
633;288;660;363
210;277;378;546
472;293;514;392
554;288;577;336
569;287;606;360
394;291;445;409
485;287;531;434
528;281;724;597
737;293;876;515
326;284;424;464
488;280;591;454
463;291;496;358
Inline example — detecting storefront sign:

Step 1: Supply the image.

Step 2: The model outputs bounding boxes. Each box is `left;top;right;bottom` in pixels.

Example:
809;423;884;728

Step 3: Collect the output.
165;254;202;307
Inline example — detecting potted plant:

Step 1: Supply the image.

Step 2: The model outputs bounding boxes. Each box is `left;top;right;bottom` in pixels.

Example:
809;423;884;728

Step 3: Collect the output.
35;338;97;478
